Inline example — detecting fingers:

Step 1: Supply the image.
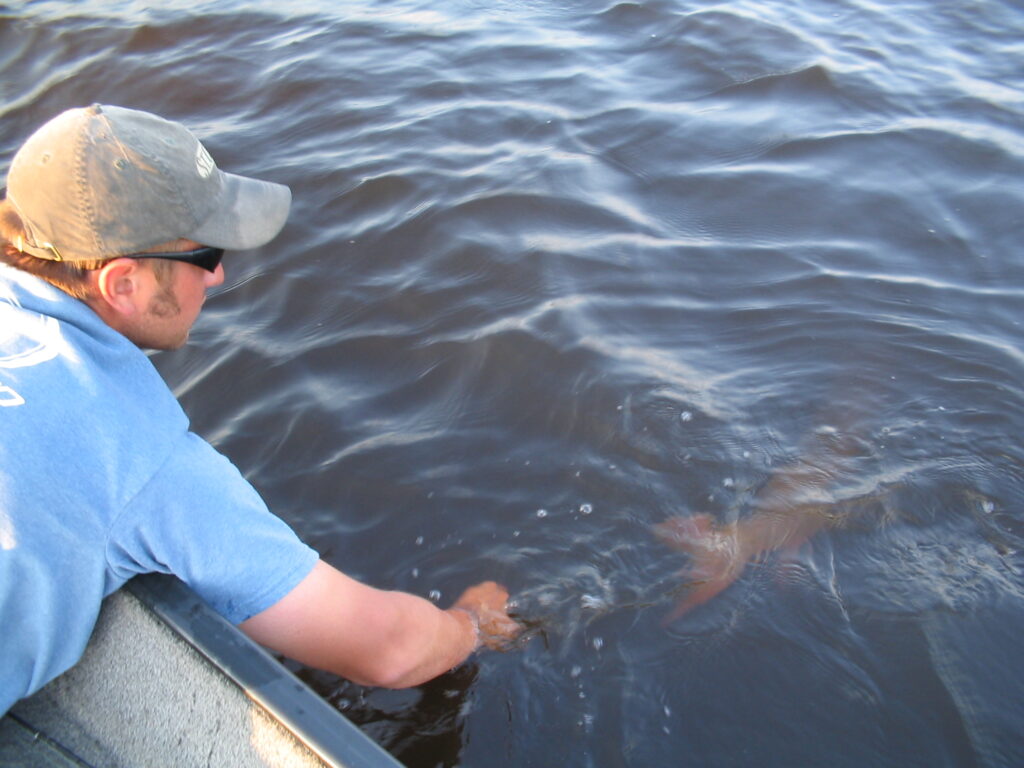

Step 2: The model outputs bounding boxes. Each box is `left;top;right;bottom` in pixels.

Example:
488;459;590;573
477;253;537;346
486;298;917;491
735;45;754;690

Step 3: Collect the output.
478;610;523;650
452;581;523;650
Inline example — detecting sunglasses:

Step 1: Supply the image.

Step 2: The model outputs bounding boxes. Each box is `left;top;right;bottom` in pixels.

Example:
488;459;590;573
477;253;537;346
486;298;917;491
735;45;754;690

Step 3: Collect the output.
129;246;225;273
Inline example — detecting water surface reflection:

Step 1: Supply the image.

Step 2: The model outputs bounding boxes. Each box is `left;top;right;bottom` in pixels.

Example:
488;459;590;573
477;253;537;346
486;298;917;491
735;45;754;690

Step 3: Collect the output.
4;0;1023;765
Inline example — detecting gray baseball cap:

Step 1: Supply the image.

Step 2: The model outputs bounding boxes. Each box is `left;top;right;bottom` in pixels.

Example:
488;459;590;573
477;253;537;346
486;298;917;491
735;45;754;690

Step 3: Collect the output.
5;104;291;262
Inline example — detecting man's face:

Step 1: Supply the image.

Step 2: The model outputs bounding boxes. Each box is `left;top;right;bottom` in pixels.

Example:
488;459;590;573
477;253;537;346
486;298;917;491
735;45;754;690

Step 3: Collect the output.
127;248;225;350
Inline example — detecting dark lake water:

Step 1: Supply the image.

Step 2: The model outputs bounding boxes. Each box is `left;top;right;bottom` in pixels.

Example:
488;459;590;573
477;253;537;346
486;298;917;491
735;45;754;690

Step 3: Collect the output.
4;0;1024;765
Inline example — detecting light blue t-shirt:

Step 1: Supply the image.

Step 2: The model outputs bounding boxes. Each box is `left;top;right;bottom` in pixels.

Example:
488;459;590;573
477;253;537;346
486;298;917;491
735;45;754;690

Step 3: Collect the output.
0;264;319;715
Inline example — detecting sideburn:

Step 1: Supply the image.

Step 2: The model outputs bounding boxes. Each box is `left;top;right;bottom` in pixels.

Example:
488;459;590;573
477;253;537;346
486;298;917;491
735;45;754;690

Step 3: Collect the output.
146;260;181;318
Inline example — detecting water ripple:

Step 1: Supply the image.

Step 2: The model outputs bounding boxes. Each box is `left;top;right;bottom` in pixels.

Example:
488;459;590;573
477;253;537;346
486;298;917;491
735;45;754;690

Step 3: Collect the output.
5;0;1024;764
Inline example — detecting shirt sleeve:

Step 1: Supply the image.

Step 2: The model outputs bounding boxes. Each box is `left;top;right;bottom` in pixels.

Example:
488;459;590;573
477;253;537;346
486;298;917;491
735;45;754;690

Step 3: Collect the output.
106;431;320;624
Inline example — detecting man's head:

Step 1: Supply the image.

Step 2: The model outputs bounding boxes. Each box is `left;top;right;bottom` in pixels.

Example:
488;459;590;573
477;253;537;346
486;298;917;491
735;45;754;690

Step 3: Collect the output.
2;104;291;348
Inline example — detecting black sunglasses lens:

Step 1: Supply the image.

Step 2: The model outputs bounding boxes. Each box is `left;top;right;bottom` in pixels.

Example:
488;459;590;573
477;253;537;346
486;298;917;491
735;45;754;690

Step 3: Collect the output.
187;248;224;273
130;247;225;272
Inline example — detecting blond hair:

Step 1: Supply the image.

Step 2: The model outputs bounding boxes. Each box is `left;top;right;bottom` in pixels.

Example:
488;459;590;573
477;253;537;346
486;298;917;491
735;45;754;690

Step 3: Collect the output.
0;198;173;300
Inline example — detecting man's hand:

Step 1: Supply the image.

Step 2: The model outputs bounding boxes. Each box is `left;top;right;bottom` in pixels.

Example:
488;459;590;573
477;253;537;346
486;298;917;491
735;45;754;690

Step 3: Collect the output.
450;581;522;650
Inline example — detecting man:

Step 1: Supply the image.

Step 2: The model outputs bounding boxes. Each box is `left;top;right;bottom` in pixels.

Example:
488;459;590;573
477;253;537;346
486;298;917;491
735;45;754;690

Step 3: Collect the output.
0;104;519;716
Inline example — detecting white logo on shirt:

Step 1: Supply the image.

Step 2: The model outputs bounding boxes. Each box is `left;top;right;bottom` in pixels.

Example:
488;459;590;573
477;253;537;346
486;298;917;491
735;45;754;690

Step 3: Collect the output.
0;509;14;550
0;384;25;407
0;286;66;407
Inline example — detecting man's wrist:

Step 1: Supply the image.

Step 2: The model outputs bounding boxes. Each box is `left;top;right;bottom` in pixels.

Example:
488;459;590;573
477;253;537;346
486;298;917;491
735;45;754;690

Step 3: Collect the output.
451;606;482;651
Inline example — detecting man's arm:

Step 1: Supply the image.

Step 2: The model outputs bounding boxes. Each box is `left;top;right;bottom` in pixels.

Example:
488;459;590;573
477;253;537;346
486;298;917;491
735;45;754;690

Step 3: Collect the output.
240;560;518;688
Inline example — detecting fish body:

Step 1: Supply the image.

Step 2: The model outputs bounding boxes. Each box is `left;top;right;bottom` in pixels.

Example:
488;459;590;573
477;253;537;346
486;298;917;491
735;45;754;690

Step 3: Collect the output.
655;503;833;620
656;426;861;619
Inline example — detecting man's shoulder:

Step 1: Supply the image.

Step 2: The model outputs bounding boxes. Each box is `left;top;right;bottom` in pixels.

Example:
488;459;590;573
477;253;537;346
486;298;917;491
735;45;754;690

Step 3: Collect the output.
0;262;97;335
1;261;187;470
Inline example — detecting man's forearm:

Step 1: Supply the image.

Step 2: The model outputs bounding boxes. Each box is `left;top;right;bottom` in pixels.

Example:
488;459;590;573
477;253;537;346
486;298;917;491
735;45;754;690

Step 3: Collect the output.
240;561;517;689
358;591;480;688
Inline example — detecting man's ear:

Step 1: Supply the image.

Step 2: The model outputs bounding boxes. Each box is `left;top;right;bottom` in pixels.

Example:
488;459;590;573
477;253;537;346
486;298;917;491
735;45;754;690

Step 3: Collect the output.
92;258;149;317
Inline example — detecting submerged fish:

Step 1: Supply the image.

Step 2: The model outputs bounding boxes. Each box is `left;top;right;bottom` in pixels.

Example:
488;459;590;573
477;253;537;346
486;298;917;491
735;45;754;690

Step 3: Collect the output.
654;504;835;621
655;424;865;620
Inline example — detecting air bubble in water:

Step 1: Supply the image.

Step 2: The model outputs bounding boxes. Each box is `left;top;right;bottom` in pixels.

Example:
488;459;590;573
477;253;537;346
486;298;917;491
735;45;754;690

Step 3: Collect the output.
581;594;604;610
429;589;441;601
580;503;593;515
592;636;604;651
536;509;548;518
680;411;693;422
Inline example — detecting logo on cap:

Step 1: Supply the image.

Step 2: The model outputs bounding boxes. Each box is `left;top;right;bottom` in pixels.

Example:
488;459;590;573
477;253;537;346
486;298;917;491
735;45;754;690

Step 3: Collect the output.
195;143;216;179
